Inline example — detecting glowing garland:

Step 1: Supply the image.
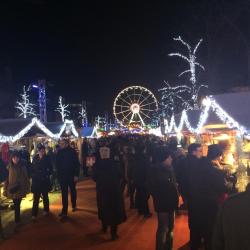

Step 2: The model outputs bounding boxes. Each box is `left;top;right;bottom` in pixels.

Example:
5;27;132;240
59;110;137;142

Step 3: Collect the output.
164;97;247;135
0;118;78;143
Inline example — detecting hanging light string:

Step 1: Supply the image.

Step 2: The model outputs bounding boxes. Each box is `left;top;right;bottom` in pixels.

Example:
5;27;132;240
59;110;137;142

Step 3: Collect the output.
164;97;246;135
0;118;78;143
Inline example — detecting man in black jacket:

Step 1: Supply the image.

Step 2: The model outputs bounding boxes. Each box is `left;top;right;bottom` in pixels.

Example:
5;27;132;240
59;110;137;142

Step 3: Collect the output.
56;139;80;218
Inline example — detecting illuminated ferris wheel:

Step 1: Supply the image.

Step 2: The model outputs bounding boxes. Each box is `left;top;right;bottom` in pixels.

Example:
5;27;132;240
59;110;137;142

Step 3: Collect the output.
113;86;158;127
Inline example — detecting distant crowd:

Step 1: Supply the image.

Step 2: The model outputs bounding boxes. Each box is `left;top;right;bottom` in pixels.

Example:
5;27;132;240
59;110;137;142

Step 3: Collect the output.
0;135;249;250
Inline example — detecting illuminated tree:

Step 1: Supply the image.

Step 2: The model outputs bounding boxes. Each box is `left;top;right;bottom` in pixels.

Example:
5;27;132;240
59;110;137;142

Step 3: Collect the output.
55;96;70;122
159;81;191;117
15;86;36;118
169;36;207;107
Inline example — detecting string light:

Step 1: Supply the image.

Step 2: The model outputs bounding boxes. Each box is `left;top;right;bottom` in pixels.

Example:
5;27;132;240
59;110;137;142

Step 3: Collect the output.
55;96;70;122
169;36;207;107
163;97;247;135
158;81;191;115
79;102;88;127
15;85;36;118
0;118;78;143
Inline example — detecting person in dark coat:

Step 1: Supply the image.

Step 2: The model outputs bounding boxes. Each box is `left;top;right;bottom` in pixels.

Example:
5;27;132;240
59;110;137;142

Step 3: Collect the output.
147;146;179;250
127;146;136;209
212;184;250;250
188;144;227;250
81;138;89;177
48;145;60;192
56;139;80;218
134;143;152;218
93;142;126;240
31;144;53;219
175;143;203;210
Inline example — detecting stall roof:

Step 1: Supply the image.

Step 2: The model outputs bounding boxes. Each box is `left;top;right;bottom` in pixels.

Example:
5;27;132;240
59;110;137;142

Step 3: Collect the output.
165;91;250;134
0;118;78;143
0;119;33;136
82;127;97;138
44;122;64;134
213;92;250;129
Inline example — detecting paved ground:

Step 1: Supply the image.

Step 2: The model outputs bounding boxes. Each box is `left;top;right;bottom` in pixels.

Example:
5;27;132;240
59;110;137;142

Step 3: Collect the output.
0;179;189;250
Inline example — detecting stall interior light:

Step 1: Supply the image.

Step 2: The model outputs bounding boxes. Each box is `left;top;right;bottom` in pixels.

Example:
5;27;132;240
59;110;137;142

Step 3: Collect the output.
164;96;246;135
213;134;231;141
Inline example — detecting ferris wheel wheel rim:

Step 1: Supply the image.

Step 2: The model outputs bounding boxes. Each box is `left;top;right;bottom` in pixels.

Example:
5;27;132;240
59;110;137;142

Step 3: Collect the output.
113;85;158;126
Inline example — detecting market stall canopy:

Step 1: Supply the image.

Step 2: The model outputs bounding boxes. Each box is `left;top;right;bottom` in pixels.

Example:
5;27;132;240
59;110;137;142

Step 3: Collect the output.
0;119;32;136
0;118;78;143
213;92;250;129
45;120;78;138
82;126;98;138
163;92;250;135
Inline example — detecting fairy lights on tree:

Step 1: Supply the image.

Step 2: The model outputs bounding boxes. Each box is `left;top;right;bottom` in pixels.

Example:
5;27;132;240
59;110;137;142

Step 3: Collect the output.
169;36;207;107
15;86;36;118
55;96;70;122
158;81;191;117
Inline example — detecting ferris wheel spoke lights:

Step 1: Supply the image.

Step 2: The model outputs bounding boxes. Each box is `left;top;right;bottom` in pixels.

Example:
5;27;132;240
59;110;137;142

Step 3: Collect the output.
113;85;158;127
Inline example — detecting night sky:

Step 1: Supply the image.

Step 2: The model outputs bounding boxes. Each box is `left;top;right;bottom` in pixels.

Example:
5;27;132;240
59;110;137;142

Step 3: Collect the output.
0;0;250;120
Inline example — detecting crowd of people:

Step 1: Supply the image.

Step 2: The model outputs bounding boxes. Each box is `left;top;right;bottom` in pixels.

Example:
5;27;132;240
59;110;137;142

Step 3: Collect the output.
1;139;80;224
0;135;249;250
89;135;249;249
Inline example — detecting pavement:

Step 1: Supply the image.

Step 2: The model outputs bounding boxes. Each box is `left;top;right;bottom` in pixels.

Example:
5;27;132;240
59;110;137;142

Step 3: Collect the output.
0;179;189;250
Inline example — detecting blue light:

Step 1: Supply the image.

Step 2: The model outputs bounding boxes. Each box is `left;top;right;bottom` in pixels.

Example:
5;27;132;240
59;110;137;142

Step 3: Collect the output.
32;84;39;88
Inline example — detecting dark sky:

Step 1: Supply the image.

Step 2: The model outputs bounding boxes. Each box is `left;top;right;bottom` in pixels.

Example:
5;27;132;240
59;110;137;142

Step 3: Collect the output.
0;0;250;119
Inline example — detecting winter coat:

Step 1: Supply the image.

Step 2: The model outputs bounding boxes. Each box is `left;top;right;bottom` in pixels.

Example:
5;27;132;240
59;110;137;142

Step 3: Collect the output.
134;153;150;188
212;187;250;250
147;163;179;213
93;150;126;226
56;146;80;181
31;154;53;193
188;158;227;233
4;160;30;199
175;154;200;200
127;153;136;182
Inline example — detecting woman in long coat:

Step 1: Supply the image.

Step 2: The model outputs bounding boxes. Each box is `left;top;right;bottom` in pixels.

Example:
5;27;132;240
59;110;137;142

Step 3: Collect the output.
93;142;126;240
31;144;52;218
3;151;30;224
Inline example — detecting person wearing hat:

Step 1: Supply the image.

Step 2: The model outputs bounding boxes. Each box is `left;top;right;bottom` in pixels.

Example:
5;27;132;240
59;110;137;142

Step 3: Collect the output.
31;144;53;219
147;146;179;250
3;151;30;224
